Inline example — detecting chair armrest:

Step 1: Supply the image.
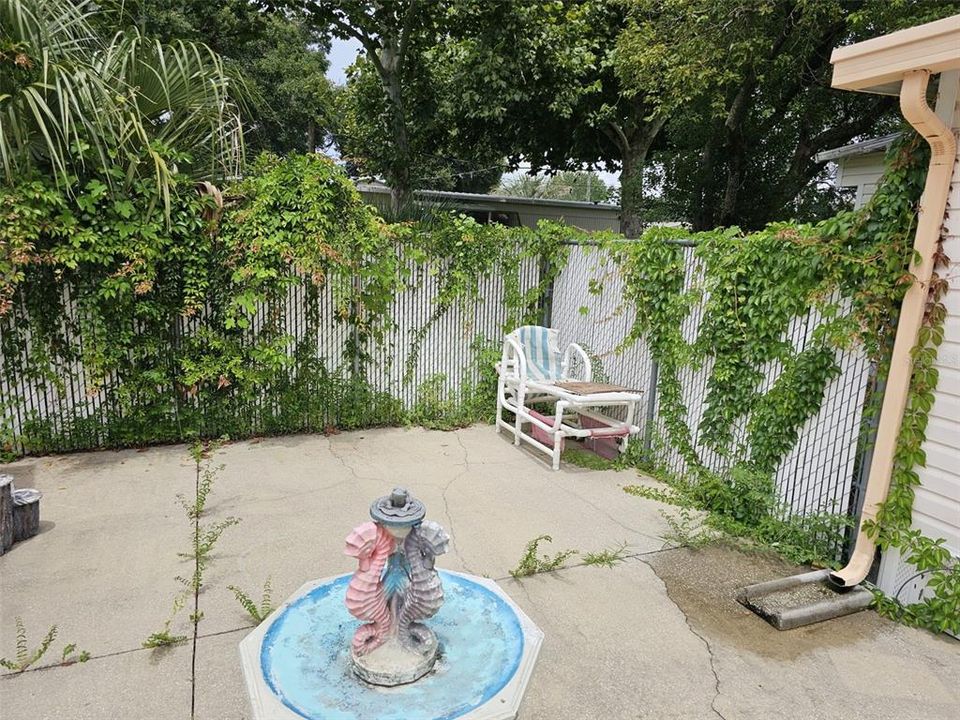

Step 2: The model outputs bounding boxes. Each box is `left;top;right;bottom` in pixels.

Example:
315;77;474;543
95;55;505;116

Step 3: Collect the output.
562;343;593;382
502;335;528;384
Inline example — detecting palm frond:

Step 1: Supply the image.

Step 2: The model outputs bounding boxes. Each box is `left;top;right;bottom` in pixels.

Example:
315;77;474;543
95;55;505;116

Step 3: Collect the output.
0;0;246;200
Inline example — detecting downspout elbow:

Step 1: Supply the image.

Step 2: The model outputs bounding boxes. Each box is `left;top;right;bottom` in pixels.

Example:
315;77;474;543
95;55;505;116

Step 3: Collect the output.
830;70;957;588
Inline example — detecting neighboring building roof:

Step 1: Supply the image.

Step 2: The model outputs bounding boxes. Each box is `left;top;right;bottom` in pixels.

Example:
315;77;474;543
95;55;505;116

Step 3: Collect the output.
356;182;620;212
815;132;900;163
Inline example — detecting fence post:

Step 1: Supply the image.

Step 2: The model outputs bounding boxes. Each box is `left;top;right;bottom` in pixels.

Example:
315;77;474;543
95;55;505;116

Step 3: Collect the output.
540;255;554;327
642;358;659;456
350;274;361;378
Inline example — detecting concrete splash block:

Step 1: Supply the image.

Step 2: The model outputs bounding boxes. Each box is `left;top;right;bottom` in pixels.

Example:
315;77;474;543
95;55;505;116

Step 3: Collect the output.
239;571;543;720
737;568;874;630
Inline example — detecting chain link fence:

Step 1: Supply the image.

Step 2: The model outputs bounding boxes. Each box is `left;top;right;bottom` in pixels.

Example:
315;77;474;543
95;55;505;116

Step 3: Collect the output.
2;236;872;561
551;240;874;558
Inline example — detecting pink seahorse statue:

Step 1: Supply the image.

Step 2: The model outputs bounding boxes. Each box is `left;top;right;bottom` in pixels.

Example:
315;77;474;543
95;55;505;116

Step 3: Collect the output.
344;521;396;655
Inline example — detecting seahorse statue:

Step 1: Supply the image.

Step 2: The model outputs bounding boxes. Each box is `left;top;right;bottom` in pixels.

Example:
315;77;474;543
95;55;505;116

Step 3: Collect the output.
343;521;396;655
398;520;450;648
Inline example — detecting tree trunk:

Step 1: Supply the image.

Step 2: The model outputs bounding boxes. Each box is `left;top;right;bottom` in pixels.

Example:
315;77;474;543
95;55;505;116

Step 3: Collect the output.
379;43;413;214
620;150;644;239
691;131;720;231
306;120;316;153
617;116;667;239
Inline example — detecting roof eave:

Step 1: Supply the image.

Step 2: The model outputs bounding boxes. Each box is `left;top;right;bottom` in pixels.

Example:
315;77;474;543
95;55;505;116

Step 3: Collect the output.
356;184;621;212
830;14;960;95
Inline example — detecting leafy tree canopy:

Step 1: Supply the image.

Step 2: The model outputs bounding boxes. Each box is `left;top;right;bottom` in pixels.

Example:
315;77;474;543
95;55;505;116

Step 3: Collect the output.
611;0;960;230
304;1;598;206
102;0;334;154
319;0;960;233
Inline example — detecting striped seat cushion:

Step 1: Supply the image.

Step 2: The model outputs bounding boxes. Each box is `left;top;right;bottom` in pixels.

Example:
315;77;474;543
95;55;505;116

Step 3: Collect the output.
511;325;562;381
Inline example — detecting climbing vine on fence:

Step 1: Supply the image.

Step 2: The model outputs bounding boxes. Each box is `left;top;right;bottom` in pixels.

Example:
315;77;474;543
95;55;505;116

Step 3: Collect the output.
613;132;957;633
615;135;926;479
396;213;569;384
0;152;570;456
611;133;942;575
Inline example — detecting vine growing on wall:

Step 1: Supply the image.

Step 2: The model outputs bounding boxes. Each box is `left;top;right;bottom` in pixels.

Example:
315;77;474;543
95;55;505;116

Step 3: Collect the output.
398;215;571;384
865;212;960;636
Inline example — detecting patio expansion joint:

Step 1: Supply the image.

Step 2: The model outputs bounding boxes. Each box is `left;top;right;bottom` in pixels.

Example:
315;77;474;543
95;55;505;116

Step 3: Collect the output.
0;625;257;681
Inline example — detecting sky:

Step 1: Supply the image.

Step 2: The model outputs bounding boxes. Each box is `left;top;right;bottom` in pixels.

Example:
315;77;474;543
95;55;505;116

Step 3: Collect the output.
324;38;621;189
327;37;361;86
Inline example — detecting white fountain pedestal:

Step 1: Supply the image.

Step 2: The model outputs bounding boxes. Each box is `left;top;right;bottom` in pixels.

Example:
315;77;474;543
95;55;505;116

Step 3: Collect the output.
351;625;439;686
239;571;543;720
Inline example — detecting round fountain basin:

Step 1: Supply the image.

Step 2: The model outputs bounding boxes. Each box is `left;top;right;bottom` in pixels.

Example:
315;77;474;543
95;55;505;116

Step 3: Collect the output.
239;570;543;720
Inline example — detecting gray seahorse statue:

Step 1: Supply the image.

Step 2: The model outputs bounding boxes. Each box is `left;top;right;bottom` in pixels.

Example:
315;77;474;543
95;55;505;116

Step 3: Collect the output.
398;519;450;648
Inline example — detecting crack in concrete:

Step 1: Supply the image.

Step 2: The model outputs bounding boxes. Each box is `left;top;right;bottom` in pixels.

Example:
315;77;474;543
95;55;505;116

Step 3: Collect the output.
636;555;728;720
684;609;727;720
326;437;382;484
440;433;478;575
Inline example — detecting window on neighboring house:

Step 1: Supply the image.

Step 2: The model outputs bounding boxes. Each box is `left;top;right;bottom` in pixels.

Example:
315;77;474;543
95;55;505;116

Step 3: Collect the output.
463;209;521;227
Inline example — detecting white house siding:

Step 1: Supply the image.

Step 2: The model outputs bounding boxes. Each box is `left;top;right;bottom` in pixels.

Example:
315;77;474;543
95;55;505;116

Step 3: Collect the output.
837;153;886;208
877;99;960;613
510;207;618;232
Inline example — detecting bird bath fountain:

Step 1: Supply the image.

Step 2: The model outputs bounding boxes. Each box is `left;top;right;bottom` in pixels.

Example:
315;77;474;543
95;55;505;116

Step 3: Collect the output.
239;488;543;719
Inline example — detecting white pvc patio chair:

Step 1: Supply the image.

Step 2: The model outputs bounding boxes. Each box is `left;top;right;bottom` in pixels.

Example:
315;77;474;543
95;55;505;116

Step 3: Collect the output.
495;325;643;470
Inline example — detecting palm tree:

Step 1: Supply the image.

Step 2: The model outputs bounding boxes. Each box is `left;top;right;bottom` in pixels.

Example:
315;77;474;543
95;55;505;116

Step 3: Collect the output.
0;0;245;207
497;171;612;203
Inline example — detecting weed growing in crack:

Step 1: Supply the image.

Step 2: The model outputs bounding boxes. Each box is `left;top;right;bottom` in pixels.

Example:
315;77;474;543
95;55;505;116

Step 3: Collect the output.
228;578;275;624
624;465;851;567
510;535;578;578
1;618;89;672
661;507;714;550
623;483;692;507
144;440;238;719
143;594;188;648
142;628;188;649
583;541;630;568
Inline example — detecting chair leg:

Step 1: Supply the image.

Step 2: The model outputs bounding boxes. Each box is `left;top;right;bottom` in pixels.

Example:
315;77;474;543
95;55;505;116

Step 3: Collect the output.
495;380;504;434
513;409;522;445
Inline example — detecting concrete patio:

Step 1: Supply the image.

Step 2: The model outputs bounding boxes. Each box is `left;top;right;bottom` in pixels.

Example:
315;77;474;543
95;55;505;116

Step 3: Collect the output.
1;425;957;719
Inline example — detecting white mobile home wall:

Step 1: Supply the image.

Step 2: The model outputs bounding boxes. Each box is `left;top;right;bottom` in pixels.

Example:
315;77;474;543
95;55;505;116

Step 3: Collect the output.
837;153;887;208
876;95;960;613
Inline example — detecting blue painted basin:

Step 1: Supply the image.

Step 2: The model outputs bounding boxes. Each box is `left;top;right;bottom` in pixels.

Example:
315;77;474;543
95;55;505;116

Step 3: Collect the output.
260;571;525;720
